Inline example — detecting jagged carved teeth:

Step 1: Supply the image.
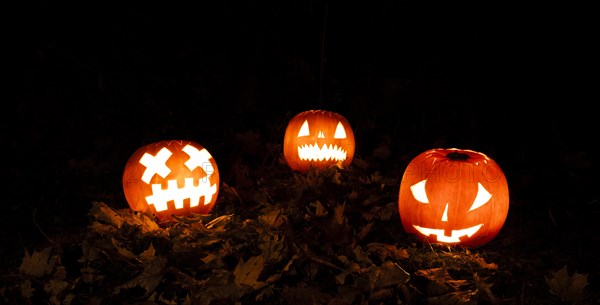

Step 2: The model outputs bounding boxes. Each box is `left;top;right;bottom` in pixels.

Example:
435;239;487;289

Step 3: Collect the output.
147;178;217;212
297;143;347;162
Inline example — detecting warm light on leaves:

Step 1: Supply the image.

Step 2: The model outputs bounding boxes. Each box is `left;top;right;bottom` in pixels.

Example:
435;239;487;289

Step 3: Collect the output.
7;153;595;305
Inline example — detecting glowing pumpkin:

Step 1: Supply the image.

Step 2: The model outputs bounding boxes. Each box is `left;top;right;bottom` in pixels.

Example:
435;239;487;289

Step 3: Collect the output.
398;148;509;248
283;110;355;172
122;140;220;221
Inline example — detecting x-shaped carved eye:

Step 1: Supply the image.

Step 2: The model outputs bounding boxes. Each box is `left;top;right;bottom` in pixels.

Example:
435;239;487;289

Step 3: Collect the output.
183;145;215;178
140;148;172;183
139;145;214;183
409;179;492;211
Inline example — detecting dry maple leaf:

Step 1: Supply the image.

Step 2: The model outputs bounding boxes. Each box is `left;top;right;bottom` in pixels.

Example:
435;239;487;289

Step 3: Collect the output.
415;268;469;296
19;246;59;278
233;255;265;287
113;256;167;299
545;265;588;302
90;201;124;228
475;257;498;270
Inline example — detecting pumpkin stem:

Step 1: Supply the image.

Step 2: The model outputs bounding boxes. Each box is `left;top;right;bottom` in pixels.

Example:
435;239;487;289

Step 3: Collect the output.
446;152;470;161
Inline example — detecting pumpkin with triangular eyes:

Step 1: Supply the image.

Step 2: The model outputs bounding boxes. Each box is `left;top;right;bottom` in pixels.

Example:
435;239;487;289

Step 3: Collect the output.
398;148;509;248
122;140;220;221
283;110;355;172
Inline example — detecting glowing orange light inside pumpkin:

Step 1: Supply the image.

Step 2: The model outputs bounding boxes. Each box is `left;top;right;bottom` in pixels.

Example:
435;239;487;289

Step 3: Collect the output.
122;140;220;221
398;148;509;248
283;110;355;172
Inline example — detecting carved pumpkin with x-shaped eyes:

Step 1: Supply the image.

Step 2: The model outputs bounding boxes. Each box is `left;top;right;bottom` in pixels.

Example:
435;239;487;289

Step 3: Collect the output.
122;140;220;221
398;148;509;248
283;110;355;172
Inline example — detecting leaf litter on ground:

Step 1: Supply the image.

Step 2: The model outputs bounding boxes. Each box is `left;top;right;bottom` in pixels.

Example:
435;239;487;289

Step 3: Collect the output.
2;156;598;305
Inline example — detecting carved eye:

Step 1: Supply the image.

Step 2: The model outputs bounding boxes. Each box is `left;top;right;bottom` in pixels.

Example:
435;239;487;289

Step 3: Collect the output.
123;140;221;221
140;147;172;183
298;120;310;137
183;145;215;177
410;179;429;204
468;183;492;211
334;122;346;139
283;110;356;172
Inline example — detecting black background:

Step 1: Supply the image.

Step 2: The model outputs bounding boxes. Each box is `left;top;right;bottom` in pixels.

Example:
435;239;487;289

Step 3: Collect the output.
5;0;598;275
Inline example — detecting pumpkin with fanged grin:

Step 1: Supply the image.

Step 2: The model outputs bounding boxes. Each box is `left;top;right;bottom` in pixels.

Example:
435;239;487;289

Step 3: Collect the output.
122;140;220;221
283;110;355;172
398;148;509;248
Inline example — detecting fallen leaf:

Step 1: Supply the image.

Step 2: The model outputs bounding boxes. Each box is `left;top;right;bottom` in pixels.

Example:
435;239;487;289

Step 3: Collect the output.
206;214;234;230
197;283;247;305
139;243;156;261
20;246;58;278
78;240;101;263
367;243;409;261
233;255;265;287
282;286;332;305
428;290;478;305
43;278;69;298
20;280;35;299
258;230;285;263
127;212;159;233
371;261;411;289
356;222;373;241
114;256;167;299
415;268;468;295
259;206;285;227
111;238;136;260
333;202;345;225
473;272;498;304
90;201;124;228
475;257;498;270
545;265;588;302
315;200;328;217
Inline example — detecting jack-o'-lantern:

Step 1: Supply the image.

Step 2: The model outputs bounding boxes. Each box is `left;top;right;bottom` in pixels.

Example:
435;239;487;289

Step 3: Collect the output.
398;148;509;248
122;140;220;221
283;110;355;172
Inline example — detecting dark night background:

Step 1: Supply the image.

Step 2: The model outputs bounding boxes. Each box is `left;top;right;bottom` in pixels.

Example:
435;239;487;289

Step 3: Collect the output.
4;0;599;301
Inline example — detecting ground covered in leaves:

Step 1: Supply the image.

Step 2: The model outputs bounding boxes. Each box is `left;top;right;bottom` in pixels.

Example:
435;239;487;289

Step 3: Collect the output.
5;2;599;303
2;150;598;305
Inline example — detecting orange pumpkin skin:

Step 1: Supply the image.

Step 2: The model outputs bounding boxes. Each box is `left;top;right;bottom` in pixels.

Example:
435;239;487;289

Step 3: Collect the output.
283;110;355;172
398;148;509;248
122;140;220;221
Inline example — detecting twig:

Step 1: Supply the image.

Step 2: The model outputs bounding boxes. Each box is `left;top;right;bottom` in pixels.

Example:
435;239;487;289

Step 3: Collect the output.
32;208;54;245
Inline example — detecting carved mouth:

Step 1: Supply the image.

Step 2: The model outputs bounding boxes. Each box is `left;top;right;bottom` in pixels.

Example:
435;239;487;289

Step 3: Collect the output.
413;224;483;243
297;143;347;162
146;178;217;212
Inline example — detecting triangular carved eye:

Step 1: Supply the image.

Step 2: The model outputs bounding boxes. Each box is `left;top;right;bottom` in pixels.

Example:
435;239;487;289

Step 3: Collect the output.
298;120;310;137
334;122;347;139
469;183;492;211
410;179;429;204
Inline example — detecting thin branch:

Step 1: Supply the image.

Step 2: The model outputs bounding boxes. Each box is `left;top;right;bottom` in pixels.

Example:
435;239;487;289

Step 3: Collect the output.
32;208;54;245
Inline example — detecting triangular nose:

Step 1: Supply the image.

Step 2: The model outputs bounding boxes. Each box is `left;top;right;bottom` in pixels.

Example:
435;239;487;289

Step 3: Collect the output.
441;203;449;222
